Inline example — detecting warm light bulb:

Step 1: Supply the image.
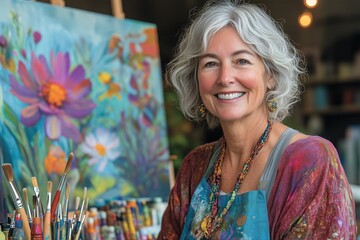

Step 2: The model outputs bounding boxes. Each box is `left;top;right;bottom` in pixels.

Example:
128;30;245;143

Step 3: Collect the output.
299;12;313;28
304;0;318;8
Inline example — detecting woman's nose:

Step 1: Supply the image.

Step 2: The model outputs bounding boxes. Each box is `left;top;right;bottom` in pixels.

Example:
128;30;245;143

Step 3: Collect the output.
217;64;234;86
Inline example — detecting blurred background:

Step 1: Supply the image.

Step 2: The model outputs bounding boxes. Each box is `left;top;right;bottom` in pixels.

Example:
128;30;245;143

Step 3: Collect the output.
49;0;360;205
58;0;360;179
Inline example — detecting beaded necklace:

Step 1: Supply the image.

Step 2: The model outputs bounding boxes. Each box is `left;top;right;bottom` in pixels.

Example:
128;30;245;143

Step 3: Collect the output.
200;121;272;238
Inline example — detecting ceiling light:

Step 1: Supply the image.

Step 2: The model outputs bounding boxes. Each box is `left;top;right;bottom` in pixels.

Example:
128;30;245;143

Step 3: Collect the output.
299;12;313;28
304;0;318;8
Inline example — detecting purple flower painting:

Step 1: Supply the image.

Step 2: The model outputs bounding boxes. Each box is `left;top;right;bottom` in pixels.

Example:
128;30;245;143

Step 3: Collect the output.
10;52;95;141
0;0;170;215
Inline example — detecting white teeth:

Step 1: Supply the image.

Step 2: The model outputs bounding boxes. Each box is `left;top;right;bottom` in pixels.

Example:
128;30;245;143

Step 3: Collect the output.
217;92;244;100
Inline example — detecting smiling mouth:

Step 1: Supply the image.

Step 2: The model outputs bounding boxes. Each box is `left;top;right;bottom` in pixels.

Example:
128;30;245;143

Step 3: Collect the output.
216;92;245;100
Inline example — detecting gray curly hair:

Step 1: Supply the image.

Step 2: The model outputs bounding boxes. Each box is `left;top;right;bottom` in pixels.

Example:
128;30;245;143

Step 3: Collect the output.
166;0;305;128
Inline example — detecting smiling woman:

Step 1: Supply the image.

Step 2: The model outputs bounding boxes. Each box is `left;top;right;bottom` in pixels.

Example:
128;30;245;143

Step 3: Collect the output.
158;0;357;239
197;27;272;125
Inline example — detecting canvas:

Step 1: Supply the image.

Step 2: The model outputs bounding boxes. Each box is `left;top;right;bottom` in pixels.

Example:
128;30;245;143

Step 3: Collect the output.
0;0;170;216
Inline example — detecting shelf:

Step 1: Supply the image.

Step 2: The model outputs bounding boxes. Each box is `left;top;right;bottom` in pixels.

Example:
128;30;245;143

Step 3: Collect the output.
304;104;360;115
303;76;360;86
303;76;360;116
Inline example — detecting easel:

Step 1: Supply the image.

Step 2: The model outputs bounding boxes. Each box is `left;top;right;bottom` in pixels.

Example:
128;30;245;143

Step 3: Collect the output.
49;0;65;7
111;0;125;19
168;155;177;189
49;0;125;19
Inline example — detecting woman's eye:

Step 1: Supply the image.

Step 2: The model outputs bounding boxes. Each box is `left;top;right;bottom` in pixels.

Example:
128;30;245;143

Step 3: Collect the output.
204;61;217;68
236;59;250;65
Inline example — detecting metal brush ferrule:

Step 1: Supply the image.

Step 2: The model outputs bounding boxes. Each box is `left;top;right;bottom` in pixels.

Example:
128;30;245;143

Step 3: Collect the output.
9;181;23;209
34;187;44;216
34;187;40;198
63;199;69;221
58;204;63;219
46;192;52;211
37;197;45;218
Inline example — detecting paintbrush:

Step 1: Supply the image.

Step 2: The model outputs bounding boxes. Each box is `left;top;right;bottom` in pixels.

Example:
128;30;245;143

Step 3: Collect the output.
66;222;73;240
63;183;70;239
78;197;89;234
1;163;31;239
69;196;80;238
75;187;87;233
78;188;87;221
51;152;73;221
81;197;89;237
58;204;64;240
58;203;67;240
74;214;86;240
54;205;61;240
32;195;38;217
63;183;70;221
73;196;80;222
43;181;52;240
22;187;33;227
31;176;45;219
55;203;63;240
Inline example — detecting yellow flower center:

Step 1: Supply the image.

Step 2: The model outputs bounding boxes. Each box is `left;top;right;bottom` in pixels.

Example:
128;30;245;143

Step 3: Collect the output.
95;144;106;156
41;83;67;108
98;72;112;84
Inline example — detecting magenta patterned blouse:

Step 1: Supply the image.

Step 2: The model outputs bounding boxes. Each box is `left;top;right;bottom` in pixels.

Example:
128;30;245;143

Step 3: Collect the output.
158;135;357;239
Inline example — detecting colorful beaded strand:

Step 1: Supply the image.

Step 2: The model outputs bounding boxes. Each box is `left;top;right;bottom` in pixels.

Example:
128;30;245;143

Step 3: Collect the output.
201;121;273;238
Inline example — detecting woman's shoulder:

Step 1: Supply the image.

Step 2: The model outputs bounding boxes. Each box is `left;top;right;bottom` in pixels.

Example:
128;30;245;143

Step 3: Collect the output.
287;134;337;155
176;140;221;185
183;140;220;165
282;134;339;169
191;140;219;153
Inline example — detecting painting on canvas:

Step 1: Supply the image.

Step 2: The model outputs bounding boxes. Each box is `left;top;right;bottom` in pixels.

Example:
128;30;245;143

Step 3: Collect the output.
0;0;170;216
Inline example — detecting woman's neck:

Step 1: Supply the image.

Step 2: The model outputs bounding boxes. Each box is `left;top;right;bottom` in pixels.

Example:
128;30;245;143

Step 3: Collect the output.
221;117;269;167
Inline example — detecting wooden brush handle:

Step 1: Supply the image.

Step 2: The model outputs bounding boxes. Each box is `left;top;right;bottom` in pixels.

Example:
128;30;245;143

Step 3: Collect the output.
43;212;52;240
51;190;61;221
18;207;31;240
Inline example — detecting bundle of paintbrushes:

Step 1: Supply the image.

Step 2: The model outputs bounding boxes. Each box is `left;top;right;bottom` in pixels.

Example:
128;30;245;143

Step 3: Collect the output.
1;152;89;240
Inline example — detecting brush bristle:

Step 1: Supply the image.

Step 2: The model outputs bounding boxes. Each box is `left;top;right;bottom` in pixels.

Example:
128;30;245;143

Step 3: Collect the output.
1;164;13;182
31;177;38;188
65;183;70;198
75;196;80;210
82;187;87;200
47;181;52;193
23;188;28;203
63;152;74;174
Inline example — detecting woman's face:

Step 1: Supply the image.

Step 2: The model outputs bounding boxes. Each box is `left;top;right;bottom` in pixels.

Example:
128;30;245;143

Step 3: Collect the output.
197;27;273;123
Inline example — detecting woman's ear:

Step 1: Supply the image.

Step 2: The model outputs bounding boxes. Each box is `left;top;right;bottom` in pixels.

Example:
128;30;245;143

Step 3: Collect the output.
266;75;276;90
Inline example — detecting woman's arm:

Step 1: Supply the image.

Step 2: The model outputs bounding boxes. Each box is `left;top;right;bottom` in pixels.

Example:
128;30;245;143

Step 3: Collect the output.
158;177;184;239
268;136;357;239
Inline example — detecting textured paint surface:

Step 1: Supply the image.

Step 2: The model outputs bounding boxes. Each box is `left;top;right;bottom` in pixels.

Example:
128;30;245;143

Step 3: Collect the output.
0;0;170;215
